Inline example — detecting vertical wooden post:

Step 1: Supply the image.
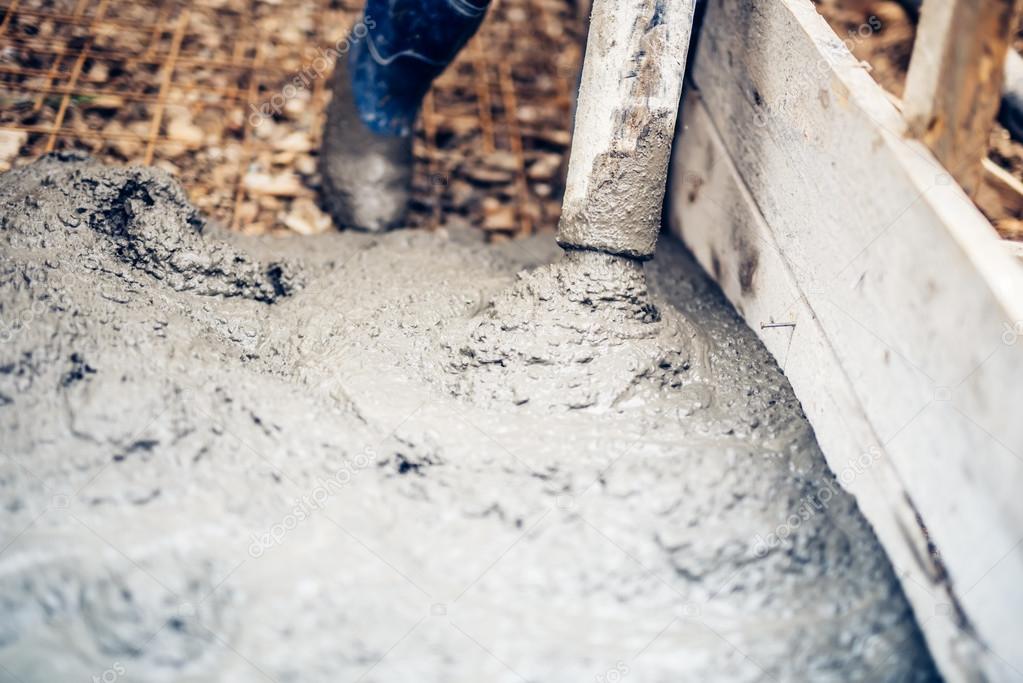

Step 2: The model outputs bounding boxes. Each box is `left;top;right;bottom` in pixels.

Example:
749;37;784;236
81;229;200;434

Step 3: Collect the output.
902;0;1023;197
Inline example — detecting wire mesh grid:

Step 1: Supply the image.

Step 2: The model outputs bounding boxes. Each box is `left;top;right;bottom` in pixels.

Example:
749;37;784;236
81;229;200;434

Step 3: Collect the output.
0;0;583;237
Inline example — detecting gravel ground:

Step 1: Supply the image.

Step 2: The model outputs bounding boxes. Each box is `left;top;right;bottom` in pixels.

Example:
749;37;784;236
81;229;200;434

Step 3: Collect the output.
0;0;583;238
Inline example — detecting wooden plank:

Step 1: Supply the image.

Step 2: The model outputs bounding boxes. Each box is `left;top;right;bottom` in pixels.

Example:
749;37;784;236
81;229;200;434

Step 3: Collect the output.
977;157;1023;221
668;1;1023;680
670;87;965;678
904;0;1023;141
902;0;1021;197
875;89;1023;225
900;0;1023;142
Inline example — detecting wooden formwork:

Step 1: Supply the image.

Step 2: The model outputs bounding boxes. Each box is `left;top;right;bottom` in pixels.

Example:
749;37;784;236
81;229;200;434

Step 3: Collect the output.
668;1;1023;681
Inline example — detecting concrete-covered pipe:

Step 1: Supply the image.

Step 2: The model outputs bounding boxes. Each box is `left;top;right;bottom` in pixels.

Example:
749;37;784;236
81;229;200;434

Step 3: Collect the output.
556;0;697;260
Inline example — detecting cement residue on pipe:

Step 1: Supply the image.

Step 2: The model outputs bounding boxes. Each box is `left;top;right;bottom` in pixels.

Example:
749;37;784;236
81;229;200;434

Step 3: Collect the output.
0;155;938;682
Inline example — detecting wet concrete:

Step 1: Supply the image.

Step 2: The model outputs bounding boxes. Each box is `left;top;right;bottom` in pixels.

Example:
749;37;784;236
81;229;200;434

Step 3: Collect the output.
0;154;938;682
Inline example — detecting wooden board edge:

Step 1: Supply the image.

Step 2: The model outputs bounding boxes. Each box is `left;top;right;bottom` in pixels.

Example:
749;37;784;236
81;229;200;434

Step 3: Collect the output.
667;89;983;683
668;3;1023;679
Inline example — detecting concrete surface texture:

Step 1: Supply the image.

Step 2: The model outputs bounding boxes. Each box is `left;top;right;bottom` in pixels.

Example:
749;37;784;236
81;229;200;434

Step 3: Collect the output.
0;154;938;682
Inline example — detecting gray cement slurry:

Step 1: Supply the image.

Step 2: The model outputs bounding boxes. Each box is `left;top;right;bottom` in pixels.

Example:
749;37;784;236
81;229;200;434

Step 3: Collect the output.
0;154;938;682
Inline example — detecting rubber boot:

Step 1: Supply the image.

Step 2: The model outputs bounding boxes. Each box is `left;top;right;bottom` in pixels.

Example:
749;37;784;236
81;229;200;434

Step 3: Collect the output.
320;0;491;232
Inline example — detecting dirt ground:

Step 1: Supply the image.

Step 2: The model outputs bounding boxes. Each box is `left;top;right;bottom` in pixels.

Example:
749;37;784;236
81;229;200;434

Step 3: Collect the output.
0;0;583;239
814;0;1023;241
2;0;1023;242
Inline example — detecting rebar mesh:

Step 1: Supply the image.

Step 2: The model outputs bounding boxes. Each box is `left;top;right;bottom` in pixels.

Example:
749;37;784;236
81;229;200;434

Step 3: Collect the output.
0;0;583;237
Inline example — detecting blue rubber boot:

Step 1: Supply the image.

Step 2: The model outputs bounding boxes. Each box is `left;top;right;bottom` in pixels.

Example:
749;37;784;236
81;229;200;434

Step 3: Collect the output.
321;0;490;231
